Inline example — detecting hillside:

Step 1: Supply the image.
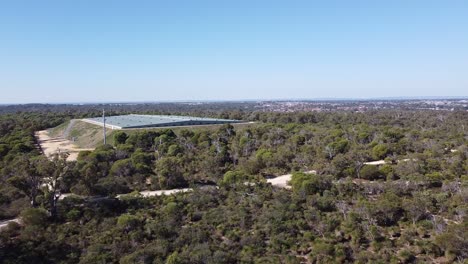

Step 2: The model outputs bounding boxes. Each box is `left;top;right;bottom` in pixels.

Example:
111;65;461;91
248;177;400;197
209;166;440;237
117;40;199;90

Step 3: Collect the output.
47;119;114;148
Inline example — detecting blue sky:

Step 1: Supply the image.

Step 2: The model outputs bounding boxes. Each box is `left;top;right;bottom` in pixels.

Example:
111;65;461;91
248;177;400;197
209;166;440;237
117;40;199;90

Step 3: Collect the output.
0;0;467;103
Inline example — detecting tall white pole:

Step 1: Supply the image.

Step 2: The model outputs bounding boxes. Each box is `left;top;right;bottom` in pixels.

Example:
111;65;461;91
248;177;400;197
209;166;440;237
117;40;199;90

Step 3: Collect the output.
103;109;106;145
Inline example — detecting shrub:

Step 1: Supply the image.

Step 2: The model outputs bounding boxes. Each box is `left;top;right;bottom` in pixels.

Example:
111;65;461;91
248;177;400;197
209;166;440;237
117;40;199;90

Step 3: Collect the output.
20;207;48;226
221;170;248;186
113;131;128;145
360;165;383;180
291;172;332;195
372;144;389;160
117;214;141;231
66;208;81;221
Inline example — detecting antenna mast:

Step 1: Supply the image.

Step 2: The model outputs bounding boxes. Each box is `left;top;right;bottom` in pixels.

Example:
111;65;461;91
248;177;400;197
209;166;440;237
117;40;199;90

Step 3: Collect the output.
103;109;106;145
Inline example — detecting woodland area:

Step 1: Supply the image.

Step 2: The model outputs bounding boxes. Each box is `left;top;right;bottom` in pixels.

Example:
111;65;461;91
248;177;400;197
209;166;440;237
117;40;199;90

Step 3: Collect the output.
0;104;466;263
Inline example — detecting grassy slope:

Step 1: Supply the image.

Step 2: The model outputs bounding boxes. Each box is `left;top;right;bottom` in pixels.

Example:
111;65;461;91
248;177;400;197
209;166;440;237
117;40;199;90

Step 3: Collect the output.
68;121;114;148
47;120;70;137
46;120;113;148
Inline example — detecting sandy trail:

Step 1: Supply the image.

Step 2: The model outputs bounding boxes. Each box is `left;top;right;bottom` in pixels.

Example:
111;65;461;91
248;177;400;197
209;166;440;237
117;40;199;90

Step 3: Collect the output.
36;130;94;161
139;188;193;196
267;170;317;189
56;188;194;201
363;160;387;165
0;218;21;230
363;158;419;166
115;188;193;198
62;187;205;200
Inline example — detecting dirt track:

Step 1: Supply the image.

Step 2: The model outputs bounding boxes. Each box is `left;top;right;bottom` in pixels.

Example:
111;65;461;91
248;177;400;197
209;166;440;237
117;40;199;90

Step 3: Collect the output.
0;218;21;230
36;130;94;161
266;170;317;188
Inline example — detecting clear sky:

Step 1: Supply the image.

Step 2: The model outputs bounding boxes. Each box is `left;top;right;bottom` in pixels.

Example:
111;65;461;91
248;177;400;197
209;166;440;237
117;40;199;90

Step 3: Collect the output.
1;0;467;103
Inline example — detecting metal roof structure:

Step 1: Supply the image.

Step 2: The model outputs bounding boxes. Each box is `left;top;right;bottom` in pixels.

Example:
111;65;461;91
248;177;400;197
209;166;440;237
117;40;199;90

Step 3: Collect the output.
82;114;242;129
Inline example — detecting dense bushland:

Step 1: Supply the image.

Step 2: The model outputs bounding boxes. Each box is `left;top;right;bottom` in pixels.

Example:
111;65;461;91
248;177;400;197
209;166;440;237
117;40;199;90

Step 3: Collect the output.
0;105;466;263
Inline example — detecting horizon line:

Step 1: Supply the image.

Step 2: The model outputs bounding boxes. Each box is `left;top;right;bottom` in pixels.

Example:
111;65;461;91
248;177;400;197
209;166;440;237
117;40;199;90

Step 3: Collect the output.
1;96;468;106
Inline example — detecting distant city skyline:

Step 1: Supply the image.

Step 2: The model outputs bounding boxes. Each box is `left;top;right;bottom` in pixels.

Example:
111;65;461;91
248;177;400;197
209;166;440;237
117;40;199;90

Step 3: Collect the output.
1;1;467;103
1;96;467;106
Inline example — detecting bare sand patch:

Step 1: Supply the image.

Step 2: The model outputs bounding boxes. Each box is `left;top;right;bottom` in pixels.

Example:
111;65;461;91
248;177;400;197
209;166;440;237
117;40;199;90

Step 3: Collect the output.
0;218;21;230
115;188;194;198
36;130;94;161
363;160;387;165
267;170;317;189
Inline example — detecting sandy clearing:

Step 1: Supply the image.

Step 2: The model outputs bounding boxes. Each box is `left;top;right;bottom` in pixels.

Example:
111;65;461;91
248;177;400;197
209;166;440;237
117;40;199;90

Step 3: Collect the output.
36;130;94;161
267;174;293;189
116;188;194;198
267;170;317;189
363;159;419;166
363;160;387;165
59;188;196;201
0;218;21;230
139;188;193;196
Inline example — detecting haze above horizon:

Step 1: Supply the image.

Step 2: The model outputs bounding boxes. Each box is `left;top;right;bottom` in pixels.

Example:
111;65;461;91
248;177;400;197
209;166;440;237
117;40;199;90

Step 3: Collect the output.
1;1;467;104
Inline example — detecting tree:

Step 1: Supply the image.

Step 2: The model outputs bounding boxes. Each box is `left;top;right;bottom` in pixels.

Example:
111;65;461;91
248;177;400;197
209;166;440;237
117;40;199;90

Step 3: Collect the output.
131;149;153;173
75;162;101;195
373;192;403;226
20;207;48;226
40;152;70;218
402;193;432;226
290;172;332;195
166;251;181;264
0;143;9;158
154;132;178;156
127;130;159;151
325;139;349;159
113;131;128;145
167;144;183;156
7;156;44;207
110;158;134;177
117;214;141;232
434;222;468;260
359;165;383;180
221;170;248;186
372;144;389;160
154;157;187;189
347;146;369;179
